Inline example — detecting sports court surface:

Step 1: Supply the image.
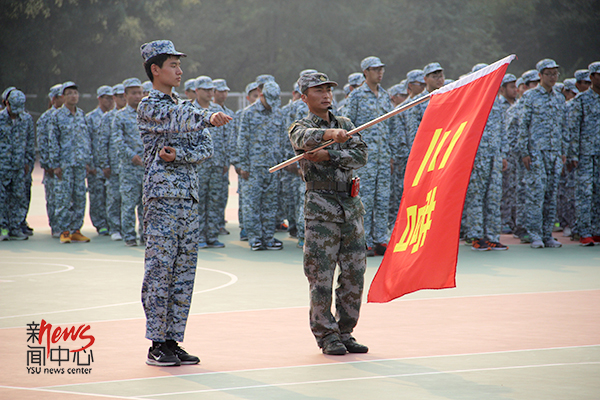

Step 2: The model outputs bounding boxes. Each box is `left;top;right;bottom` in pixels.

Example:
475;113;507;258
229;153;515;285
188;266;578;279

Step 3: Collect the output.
1;167;599;399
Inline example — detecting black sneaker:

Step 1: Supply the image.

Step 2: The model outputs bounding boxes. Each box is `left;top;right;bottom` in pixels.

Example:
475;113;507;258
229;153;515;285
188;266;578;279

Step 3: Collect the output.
166;340;200;365
265;238;283;250
125;239;138;247
251;239;265;251
366;246;375;257
486;240;508;251
146;342;180;366
342;338;369;353
321;334;347;355
471;238;490;251
9;230;28;241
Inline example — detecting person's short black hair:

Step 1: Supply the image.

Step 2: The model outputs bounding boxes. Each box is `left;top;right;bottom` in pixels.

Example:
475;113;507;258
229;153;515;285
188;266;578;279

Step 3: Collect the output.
144;54;180;82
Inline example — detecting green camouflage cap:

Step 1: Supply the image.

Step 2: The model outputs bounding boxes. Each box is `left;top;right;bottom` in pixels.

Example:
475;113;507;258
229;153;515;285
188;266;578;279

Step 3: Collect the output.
140;40;186;62
574;69;591;82
298;72;338;94
299;69;318;77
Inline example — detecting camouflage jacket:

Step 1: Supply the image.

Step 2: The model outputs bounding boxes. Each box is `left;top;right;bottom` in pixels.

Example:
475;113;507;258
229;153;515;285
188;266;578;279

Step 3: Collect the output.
343;83;392;162
567;88;600;159
113;104;143;174
206;102;231;167
36;107;58;169
289;111;367;223
518;85;567;158
85;107;108;168
48;105;91;169
0;108;35;171
475;97;508;163
137;89;214;202
97;109;119;171
237;100;284;170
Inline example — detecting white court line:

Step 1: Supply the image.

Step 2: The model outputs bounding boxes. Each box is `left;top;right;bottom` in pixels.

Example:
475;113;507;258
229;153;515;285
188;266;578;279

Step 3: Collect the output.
0;264;237;320
0;385;143;400
39;344;600;389
0;262;75;278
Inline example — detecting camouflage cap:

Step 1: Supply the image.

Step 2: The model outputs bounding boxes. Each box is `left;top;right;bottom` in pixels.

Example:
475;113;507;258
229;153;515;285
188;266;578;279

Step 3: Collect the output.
361;56;385;71
96;85;114;97
293;82;301;94
398;79;408;95
298;72;338;94
423;62;443;76
502;73;517;85
388;84;403;97
522;69;540;84
256;74;275;86
60;81;78;95
123;77;142;89
471;63;488;73
7;89;26;115
142;81;153;92
516;77;525;87
195;76;214;90
299;69;318;77
262;81;281;108
406;69;425;84
574;69;591;82
213;79;230;92
589;61;600;74
563;78;578;93
245;82;259;95
348;72;365;86
2;86;16;102
184;78;196;92
343;83;351;96
113;84;125;95
554;82;564;92
140;40;186;62
536;58;559;72
48;83;63;100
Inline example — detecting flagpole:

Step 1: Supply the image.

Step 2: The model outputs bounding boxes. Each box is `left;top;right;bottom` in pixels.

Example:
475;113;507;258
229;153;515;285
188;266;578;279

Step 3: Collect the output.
269;90;436;173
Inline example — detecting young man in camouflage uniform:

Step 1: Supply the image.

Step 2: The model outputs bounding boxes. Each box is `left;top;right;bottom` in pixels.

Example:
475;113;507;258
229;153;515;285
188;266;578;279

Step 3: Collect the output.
0;89;35;241
113;78;144;247
289;72;369;355
518;59;567;249
48;82;92;244
85;85;114;236
237;80;285;251
568;61;600;246
343;56;392;257
138;40;232;366
37;84;64;237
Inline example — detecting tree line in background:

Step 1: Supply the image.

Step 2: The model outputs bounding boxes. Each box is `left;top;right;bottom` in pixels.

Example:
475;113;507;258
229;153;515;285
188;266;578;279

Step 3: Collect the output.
1;0;599;114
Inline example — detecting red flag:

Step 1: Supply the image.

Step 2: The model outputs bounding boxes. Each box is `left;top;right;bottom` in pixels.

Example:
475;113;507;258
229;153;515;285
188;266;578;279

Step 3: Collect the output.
368;55;516;303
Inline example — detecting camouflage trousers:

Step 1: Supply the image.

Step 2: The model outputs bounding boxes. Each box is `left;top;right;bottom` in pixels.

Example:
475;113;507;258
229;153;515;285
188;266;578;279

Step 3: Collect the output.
54;166;87;234
241;167;278;246
237;177;245;229
105;174;121;234
556;164;576;229
357;160;391;247
293;174;305;239
87;172;108;232
464;155;503;242
389;156;408;230
218;167;229;230
280;171;301;231
198;164;227;243
43;170;57;233
142;197;199;342
501;154;518;230
304;217;366;347
574;155;600;237
521;151;562;241
0;168;26;231
120;168;144;242
18;167;33;227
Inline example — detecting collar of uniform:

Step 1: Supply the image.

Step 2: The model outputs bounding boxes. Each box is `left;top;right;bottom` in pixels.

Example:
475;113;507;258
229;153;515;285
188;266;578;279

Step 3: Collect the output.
307;110;336;127
58;104;79;117
149;88;177;103
533;84;554;96
255;99;271;113
125;103;137;113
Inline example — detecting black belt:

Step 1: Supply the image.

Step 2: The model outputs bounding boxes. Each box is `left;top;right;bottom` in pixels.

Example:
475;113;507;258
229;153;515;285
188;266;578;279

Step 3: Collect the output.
306;181;350;192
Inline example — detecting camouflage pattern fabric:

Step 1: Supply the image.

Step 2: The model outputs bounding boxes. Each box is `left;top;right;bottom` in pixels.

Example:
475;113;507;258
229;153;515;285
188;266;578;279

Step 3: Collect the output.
289;110;367;346
85;106;109;232
98;109;121;234
36;107;59;232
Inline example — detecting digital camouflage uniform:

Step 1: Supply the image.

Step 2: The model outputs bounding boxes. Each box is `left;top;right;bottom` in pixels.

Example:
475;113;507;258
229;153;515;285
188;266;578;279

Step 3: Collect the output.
85;106;109;232
518;85;567;242
37;106;60;233
230;107;245;229
388;96;412;229
48;105;92;234
498;94;516;231
504;99;527;233
114;104;144;242
464;97;507;242
343;82;392;248
556;98;577;231
281;99;304;237
98;109;122;235
139;88;214;342
217;103;235;231
567;86;600;238
0;107;35;233
289;110;367;347
237;88;284;247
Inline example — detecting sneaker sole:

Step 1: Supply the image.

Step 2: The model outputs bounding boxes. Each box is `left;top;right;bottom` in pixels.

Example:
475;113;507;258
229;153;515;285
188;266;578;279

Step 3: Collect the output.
489;247;508;251
146;359;180;367
471;248;490;251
